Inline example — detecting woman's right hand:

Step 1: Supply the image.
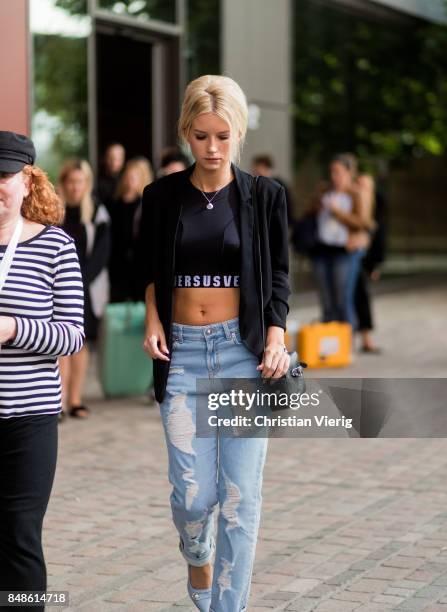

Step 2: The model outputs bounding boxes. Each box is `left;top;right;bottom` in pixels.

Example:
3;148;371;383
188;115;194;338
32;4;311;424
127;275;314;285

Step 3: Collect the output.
143;318;170;361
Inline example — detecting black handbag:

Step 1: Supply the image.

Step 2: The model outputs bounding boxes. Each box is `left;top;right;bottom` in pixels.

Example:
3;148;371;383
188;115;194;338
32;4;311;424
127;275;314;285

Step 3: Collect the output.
251;177;306;399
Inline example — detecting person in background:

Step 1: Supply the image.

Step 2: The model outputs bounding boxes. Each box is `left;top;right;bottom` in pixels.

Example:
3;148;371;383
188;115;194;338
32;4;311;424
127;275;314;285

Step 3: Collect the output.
252;153;296;226
355;173;387;352
157;147;190;177
95;142;126;212
109;157;153;303
0;132;84;607
58;159;111;419
311;153;371;327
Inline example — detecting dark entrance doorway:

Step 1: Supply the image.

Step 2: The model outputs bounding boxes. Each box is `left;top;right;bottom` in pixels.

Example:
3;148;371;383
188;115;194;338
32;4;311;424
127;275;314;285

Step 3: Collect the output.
96;27;153;163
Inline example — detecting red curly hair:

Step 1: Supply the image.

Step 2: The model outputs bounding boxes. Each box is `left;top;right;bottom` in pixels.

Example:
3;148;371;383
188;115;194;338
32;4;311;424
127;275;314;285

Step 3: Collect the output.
21;165;65;225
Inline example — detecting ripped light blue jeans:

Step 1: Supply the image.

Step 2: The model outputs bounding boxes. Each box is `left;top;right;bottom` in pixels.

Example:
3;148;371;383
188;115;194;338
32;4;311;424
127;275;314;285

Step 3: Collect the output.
159;317;268;612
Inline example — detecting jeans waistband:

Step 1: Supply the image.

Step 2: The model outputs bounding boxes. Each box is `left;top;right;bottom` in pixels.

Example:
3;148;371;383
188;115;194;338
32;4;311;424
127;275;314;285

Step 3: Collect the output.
172;317;240;342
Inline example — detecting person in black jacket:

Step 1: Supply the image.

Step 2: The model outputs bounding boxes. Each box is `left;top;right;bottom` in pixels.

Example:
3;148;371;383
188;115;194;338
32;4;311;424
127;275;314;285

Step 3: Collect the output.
139;75;290;612
252;152;296;226
355;174;387;352
58;159;111;419
95;142;126;212
109;157;153;302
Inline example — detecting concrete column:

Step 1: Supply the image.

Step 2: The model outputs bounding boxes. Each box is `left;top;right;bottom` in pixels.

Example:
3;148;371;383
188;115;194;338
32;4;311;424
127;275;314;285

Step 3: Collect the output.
222;0;291;180
0;0;30;134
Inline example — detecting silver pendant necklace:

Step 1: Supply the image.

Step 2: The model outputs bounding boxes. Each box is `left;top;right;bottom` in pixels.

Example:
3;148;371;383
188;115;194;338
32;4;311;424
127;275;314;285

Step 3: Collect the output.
200;187;222;210
193;172;224;210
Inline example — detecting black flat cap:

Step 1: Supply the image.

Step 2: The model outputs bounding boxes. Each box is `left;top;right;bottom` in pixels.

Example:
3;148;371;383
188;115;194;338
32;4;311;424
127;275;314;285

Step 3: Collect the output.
0;131;36;173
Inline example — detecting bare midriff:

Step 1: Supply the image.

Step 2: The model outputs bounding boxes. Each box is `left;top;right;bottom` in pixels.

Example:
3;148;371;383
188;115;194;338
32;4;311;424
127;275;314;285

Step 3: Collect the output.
173;287;240;325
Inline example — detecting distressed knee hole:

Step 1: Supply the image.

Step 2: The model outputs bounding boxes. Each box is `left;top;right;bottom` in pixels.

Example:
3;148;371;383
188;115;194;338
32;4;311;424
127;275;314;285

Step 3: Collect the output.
166;394;195;455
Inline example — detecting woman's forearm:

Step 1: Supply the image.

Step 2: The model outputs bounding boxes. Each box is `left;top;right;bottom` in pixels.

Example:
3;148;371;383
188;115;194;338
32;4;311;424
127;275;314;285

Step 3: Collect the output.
266;325;285;347
333;190;369;230
332;207;364;230
145;283;160;323
8;317;84;356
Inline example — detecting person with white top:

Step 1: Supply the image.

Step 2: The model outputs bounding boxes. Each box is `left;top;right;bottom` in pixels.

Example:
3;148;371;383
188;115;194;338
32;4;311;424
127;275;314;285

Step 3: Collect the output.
0;132;84;607
311;153;370;327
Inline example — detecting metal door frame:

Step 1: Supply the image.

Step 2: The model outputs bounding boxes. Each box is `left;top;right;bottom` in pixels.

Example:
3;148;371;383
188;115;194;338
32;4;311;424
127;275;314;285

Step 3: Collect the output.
87;0;185;171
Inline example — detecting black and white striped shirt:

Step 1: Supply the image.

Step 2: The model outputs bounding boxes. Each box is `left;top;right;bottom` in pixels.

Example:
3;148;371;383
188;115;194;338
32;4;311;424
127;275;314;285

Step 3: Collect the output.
0;226;85;418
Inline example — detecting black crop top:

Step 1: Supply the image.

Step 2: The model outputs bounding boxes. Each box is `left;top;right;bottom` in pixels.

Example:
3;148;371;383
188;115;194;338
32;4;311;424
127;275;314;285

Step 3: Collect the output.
174;178;241;288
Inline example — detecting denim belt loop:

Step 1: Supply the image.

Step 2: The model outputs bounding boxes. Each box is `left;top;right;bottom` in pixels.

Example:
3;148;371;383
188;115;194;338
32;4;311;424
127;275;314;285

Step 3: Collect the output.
222;320;232;340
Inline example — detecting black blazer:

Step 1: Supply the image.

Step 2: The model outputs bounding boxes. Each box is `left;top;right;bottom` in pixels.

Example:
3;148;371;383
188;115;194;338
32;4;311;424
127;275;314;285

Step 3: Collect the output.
138;163;290;403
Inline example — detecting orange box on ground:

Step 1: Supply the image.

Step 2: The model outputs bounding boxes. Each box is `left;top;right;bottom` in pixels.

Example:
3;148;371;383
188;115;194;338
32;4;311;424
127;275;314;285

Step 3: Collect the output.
297;322;352;368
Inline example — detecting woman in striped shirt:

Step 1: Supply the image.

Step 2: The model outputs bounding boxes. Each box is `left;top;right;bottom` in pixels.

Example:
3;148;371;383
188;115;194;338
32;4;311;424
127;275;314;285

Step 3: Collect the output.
0;131;85;606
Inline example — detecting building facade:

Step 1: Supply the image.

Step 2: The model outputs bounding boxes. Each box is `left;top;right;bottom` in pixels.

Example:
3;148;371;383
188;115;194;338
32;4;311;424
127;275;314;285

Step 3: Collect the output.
2;0;444;174
1;0;446;255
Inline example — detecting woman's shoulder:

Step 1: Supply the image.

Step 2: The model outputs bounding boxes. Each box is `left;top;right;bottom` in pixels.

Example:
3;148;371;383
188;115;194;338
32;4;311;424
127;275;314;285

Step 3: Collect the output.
37;225;77;252
41;225;71;239
253;176;286;216
255;174;285;199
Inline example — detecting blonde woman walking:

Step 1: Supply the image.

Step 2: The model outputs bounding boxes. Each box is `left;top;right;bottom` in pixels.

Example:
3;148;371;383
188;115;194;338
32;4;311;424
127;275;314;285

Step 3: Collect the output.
140;75;290;611
58;159;110;418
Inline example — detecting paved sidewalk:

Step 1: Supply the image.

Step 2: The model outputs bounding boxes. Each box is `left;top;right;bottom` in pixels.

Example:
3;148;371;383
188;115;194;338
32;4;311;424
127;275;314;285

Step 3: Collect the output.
45;279;447;611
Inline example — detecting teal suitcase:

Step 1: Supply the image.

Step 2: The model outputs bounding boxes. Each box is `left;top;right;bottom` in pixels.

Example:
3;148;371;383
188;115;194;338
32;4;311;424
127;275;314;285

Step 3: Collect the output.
98;302;153;397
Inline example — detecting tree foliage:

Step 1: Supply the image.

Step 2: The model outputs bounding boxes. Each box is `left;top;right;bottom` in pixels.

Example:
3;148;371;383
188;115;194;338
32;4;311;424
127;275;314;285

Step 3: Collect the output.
54;0;86;14
186;0;220;80
55;0;175;21
293;0;447;166
33;33;88;177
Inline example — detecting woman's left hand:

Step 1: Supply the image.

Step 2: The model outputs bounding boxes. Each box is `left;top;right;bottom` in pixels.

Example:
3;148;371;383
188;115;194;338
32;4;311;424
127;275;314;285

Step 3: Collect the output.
257;341;290;379
0;317;17;344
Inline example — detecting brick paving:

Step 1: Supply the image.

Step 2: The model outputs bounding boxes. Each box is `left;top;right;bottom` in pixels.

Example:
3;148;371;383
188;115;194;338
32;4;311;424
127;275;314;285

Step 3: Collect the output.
45;279;447;610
